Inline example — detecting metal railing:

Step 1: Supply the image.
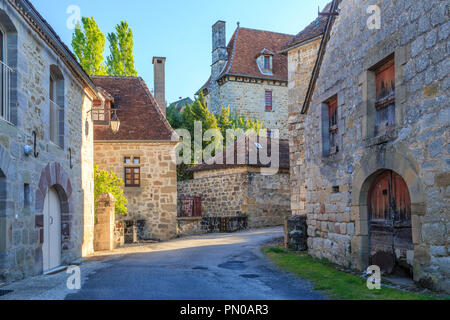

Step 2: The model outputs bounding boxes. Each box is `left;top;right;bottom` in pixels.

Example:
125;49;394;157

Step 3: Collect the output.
178;196;202;218
49;99;63;146
0;60;14;122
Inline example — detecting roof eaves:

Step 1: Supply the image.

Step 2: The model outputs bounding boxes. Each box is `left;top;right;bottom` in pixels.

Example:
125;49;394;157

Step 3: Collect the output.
301;0;341;114
12;0;97;94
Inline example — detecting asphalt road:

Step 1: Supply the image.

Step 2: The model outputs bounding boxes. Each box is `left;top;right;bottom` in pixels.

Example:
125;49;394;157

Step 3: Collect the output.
65;227;324;300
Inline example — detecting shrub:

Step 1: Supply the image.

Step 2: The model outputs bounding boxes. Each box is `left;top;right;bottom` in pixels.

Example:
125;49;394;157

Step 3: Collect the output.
94;165;128;216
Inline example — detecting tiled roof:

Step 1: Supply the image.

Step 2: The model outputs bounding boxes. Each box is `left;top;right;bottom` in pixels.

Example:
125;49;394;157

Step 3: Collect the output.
169;97;193;111
220;27;293;81
92;76;176;141
189;136;290;172
282;2;332;51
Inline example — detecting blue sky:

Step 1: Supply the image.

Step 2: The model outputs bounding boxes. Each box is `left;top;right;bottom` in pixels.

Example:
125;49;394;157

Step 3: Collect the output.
33;0;330;103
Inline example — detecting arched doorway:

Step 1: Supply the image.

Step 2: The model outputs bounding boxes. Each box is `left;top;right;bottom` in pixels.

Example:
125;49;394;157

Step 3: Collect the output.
368;170;413;276
42;187;62;272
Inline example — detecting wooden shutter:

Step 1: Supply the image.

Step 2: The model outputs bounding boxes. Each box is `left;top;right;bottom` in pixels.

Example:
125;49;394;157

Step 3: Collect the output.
265;91;272;111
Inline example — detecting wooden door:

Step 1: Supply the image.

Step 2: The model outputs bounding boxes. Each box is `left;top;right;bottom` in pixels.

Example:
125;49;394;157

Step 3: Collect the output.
368;171;413;275
43;188;61;272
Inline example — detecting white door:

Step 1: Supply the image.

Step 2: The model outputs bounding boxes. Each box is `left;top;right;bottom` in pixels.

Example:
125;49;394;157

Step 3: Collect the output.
43;187;61;272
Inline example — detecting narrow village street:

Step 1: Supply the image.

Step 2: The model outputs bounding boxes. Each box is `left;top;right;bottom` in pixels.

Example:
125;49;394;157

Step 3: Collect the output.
0;228;324;300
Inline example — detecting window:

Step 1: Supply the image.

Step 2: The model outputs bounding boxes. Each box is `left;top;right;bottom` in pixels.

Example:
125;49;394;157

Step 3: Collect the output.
92;100;107;123
375;59;395;136
49;66;64;147
0;27;12;122
265;91;272;112
124;167;140;187
124;156;141;187
264;56;270;69
328;97;338;153
321;96;339;157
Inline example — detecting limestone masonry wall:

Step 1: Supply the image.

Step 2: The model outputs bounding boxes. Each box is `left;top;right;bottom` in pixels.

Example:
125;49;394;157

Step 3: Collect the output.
289;0;449;292
178;167;291;230
94;142;178;241
0;1;94;283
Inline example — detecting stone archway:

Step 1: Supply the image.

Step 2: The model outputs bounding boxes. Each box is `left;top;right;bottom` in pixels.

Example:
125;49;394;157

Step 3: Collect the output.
35;162;73;271
350;150;425;272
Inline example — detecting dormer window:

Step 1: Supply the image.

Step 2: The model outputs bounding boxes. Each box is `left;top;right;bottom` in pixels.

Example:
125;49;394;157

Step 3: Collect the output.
256;49;274;75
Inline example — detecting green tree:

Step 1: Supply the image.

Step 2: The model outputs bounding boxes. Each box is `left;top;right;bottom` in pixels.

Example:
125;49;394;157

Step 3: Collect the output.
106;21;138;77
94;165;128;216
72;17;107;75
166;104;184;129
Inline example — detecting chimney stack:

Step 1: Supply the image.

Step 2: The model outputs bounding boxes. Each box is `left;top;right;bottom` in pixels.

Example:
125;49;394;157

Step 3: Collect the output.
152;57;166;116
212;21;227;80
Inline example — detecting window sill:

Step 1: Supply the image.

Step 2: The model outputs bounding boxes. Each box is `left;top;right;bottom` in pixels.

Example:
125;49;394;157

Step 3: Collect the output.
177;216;203;222
365;128;398;147
0;117;15;127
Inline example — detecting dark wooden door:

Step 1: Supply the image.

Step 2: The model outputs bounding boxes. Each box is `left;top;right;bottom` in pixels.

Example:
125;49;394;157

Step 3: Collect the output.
368;171;413;275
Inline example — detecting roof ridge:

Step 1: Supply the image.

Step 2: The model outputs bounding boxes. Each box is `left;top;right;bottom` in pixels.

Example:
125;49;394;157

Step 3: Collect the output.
90;75;140;79
136;77;178;140
223;26;240;76
238;26;294;37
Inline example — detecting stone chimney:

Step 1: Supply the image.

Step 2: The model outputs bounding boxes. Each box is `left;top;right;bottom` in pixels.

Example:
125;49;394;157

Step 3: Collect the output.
152;57;166;116
212;21;227;80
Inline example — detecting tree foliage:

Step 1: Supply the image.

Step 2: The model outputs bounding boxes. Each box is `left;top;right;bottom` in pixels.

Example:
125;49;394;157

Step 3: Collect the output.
94;165;128;216
167;94;266;181
106;21;138;77
72;17;107;75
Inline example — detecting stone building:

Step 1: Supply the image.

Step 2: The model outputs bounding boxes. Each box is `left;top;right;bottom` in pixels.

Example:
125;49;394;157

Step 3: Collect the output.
178;137;291;234
198;21;293;138
0;0;96;282
283;4;330;218
92;75;179;242
288;0;449;292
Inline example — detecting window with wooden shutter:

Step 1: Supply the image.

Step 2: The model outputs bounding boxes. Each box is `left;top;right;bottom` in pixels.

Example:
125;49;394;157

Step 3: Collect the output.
375;59;395;136
265;91;272;112
328;97;338;153
125;167;140;187
124;156;141;187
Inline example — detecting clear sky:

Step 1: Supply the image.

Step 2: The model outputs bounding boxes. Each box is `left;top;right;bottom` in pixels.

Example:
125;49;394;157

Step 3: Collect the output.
32;0;330;104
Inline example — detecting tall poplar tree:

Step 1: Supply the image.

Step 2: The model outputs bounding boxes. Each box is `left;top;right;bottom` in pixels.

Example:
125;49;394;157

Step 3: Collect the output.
106;21;138;76
72;17;107;75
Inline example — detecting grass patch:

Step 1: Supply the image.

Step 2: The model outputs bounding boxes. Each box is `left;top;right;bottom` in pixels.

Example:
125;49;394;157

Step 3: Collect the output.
263;247;447;300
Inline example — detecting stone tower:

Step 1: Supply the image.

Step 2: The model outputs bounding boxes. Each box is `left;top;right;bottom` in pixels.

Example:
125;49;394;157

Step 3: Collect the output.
152;56;166;116
212;21;228;79
209;20;228;112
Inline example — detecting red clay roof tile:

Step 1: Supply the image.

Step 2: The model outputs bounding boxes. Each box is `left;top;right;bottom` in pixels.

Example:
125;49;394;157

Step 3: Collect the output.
92;76;176;141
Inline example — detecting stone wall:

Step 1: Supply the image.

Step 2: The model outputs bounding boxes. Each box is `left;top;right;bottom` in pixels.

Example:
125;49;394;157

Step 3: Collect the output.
178;168;249;217
0;1;94;283
94;193;116;251
247;171;291;228
290;0;449;292
178;167;291;231
94;142;178;241
287;37;322;216
207;78;289;139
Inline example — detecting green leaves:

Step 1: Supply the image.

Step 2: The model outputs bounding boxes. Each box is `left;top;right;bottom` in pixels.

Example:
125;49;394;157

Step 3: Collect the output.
94;165;128;216
72;17;107;75
72;18;137;77
106;21;138;77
